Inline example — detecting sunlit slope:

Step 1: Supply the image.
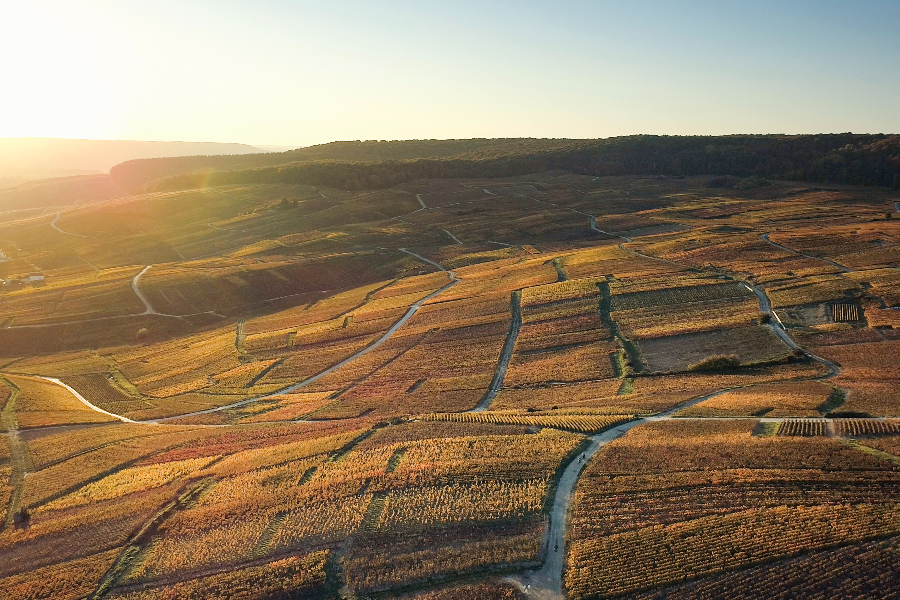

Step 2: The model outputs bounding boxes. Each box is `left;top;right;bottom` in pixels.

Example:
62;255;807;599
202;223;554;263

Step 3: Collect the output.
2;172;900;599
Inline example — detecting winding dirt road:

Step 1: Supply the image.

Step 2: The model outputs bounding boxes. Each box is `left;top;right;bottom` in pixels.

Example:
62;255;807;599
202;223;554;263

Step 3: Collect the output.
507;270;846;599
0;378;31;531
40;377;139;424
742;282;842;377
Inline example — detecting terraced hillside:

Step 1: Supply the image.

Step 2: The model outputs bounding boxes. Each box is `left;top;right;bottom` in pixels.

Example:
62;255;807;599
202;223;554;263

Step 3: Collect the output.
1;171;899;599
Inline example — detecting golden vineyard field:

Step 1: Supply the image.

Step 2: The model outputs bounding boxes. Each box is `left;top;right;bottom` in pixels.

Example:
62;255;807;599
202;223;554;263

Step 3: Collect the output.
1;171;899;600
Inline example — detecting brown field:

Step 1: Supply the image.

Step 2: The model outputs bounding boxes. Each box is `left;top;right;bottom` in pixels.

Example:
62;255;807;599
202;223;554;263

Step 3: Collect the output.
637;326;794;373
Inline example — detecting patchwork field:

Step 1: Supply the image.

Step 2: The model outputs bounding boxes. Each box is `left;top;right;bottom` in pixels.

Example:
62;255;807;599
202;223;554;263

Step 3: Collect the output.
1;172;898;599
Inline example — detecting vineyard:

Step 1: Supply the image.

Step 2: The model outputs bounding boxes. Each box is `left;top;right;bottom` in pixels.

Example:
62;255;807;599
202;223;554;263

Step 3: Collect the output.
610;280;753;311
566;503;900;599
835;419;900;437
630;536;900;600
567;418;900;599
1;173;899;599
676;381;832;418
832;302;860;322
423;412;634;433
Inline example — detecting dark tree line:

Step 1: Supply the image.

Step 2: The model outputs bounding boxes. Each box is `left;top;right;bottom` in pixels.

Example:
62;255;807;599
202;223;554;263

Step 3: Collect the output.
109;135;900;193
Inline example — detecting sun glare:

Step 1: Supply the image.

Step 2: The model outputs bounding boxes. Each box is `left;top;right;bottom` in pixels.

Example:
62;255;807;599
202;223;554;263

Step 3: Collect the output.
1;3;117;138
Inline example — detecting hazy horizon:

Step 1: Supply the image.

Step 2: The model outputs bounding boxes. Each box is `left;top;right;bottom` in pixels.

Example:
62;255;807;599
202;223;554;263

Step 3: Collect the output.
3;1;898;147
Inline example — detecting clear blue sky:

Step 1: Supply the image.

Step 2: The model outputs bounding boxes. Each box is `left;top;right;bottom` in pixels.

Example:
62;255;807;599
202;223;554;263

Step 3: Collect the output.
3;0;898;146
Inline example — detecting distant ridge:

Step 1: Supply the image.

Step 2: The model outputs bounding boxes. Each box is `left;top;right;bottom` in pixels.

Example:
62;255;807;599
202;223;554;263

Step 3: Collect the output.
0;138;266;184
109;135;900;193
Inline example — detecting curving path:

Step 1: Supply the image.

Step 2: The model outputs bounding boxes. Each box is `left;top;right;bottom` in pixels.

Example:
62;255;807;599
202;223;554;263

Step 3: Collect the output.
39;377;139;423
50;213;89;237
510;272;845;599
760;233;850;273
132;266;158;315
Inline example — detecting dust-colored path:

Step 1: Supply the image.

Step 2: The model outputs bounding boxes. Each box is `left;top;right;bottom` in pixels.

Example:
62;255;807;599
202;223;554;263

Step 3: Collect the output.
416;194;427;209
131;265;158;315
760;233;850;273
743;282;842;377
589;216;632;243
471;291;522;412
1;377;32;531
507;269;845;599
40;377;139;423
443;229;463;245
50;213;88;237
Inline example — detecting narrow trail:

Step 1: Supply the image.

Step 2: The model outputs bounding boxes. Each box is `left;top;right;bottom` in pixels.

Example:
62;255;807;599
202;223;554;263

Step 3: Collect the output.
235;318;249;361
443;229;463;245
89;476;216;600
589;216;632;243
416;194;427;209
39;377;139;423
1;377;32;531
760;233;851;273
50;213;88;237
471;291;522;412
131;266;158;315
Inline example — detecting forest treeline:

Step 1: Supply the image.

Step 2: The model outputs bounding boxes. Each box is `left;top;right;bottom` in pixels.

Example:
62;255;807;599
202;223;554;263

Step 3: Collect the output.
109;134;900;193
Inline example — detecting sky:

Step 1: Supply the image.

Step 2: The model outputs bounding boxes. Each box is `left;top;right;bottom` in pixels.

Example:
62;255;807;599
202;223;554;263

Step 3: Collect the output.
2;0;899;147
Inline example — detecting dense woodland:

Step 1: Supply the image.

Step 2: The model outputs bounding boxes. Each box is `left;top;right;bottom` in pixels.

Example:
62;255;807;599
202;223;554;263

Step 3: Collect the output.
109;134;900;193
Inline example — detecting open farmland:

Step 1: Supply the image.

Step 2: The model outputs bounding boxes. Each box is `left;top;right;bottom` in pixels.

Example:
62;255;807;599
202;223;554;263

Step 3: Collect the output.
1;168;899;599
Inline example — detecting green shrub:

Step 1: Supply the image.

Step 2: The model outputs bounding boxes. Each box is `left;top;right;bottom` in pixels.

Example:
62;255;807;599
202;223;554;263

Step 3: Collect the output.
687;354;741;372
